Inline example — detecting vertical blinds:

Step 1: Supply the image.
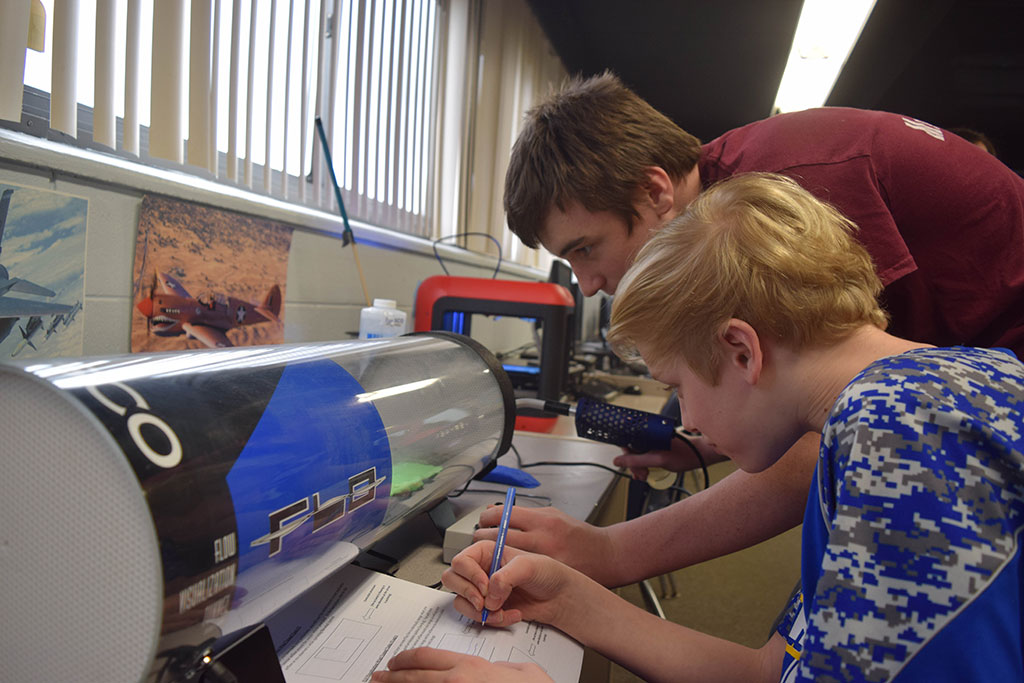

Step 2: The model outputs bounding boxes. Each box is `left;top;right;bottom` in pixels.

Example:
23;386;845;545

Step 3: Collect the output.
2;0;442;237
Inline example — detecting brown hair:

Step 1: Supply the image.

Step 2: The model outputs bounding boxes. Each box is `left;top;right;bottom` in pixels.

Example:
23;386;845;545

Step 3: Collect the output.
608;173;889;383
504;72;702;248
948;127;997;156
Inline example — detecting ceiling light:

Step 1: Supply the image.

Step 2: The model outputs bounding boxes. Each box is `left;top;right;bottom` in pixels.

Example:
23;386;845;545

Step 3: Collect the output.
772;0;877;114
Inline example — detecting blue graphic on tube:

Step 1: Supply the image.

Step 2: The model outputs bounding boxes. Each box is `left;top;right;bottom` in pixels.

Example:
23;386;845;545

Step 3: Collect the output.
226;360;392;573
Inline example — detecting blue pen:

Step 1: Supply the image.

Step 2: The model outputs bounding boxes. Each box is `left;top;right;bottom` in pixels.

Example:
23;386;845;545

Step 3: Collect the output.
481;486;516;625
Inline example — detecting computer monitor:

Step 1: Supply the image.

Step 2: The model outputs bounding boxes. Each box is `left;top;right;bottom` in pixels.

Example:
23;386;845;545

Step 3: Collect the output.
547;260;583;351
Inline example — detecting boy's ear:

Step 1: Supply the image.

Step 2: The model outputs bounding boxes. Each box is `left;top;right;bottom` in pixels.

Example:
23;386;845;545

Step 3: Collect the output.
638;166;676;219
718;319;763;385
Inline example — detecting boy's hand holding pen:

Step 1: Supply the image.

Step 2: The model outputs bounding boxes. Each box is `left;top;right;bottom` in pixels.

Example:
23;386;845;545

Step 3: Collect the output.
482;487;516;625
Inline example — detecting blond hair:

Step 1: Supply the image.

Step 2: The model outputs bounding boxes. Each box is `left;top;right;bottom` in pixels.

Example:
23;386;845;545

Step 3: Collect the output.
608;173;888;383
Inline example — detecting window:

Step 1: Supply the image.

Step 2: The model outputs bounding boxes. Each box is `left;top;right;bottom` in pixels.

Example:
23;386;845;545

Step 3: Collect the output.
3;0;442;237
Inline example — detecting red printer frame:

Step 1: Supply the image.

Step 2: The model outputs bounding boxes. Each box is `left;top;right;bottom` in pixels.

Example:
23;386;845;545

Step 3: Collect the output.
414;274;575;402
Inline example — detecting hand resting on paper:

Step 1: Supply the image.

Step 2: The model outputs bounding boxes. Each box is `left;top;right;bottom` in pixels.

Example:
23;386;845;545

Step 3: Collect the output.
371;647;553;682
372;540;575;683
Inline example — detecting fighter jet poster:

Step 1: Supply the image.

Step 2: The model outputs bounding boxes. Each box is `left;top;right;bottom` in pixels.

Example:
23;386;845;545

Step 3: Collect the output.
0;182;86;359
131;195;292;352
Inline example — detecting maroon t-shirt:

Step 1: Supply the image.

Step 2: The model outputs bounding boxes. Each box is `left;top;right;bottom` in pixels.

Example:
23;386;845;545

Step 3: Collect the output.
700;107;1024;355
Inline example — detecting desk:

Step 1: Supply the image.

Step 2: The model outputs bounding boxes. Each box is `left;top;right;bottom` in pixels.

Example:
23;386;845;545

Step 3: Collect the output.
347;429;627;683
453;431;625;521
363;430;626;586
357;377;668;682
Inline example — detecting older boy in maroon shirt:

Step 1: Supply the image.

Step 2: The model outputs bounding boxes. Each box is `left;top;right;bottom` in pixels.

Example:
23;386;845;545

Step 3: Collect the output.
474;72;1024;595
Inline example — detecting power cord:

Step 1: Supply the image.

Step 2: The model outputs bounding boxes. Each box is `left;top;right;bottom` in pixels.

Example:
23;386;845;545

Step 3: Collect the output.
432;232;503;279
447;445;545;501
521;460;694;497
509;442;523;467
672;431;710;490
521;460;627;478
452;488;553;505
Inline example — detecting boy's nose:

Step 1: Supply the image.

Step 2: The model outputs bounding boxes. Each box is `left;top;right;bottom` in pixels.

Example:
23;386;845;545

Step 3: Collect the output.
577;271;606;297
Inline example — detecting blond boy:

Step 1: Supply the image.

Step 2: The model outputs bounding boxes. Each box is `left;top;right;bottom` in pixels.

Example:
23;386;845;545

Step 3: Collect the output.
376;174;1024;683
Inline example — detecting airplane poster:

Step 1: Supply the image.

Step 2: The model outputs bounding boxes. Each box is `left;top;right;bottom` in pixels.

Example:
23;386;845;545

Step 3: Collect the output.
131;195;292;352
0;182;86;359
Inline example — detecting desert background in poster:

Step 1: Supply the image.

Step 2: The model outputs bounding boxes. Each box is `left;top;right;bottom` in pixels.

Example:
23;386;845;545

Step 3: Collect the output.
131;195;293;352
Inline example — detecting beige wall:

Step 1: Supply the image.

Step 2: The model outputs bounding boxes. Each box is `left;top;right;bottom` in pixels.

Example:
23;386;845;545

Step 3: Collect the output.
1;130;582;358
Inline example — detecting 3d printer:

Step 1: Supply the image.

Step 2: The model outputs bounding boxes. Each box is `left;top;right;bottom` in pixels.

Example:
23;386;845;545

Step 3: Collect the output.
413;274;577;405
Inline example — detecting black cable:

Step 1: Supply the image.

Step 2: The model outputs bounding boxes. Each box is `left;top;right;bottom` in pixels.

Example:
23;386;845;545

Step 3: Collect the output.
447;480;552;506
495;341;536;359
673;431;710;490
521;460;633;478
446;477;476;498
447;444;523;500
446;480;552;504
521;459;696;504
509;442;523;468
432;232;504;279
515;436;706;495
454;488;553;505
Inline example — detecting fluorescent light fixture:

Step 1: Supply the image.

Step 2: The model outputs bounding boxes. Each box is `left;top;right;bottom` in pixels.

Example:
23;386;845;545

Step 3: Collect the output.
772;0;877;114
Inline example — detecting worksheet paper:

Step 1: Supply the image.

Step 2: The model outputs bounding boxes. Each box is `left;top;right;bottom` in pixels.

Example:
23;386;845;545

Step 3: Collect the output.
267;563;584;683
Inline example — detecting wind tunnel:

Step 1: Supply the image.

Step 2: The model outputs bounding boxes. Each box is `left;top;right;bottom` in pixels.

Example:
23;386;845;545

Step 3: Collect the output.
0;332;514;682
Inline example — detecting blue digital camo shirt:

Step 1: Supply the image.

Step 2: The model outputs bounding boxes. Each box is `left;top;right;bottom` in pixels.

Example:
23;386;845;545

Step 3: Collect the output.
778;347;1024;682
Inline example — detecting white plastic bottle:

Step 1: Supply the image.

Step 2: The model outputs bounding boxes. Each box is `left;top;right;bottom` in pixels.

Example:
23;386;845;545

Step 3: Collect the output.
358;298;408;339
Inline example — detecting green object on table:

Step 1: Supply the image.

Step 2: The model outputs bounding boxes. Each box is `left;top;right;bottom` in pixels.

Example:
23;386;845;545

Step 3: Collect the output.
390;462;443;496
